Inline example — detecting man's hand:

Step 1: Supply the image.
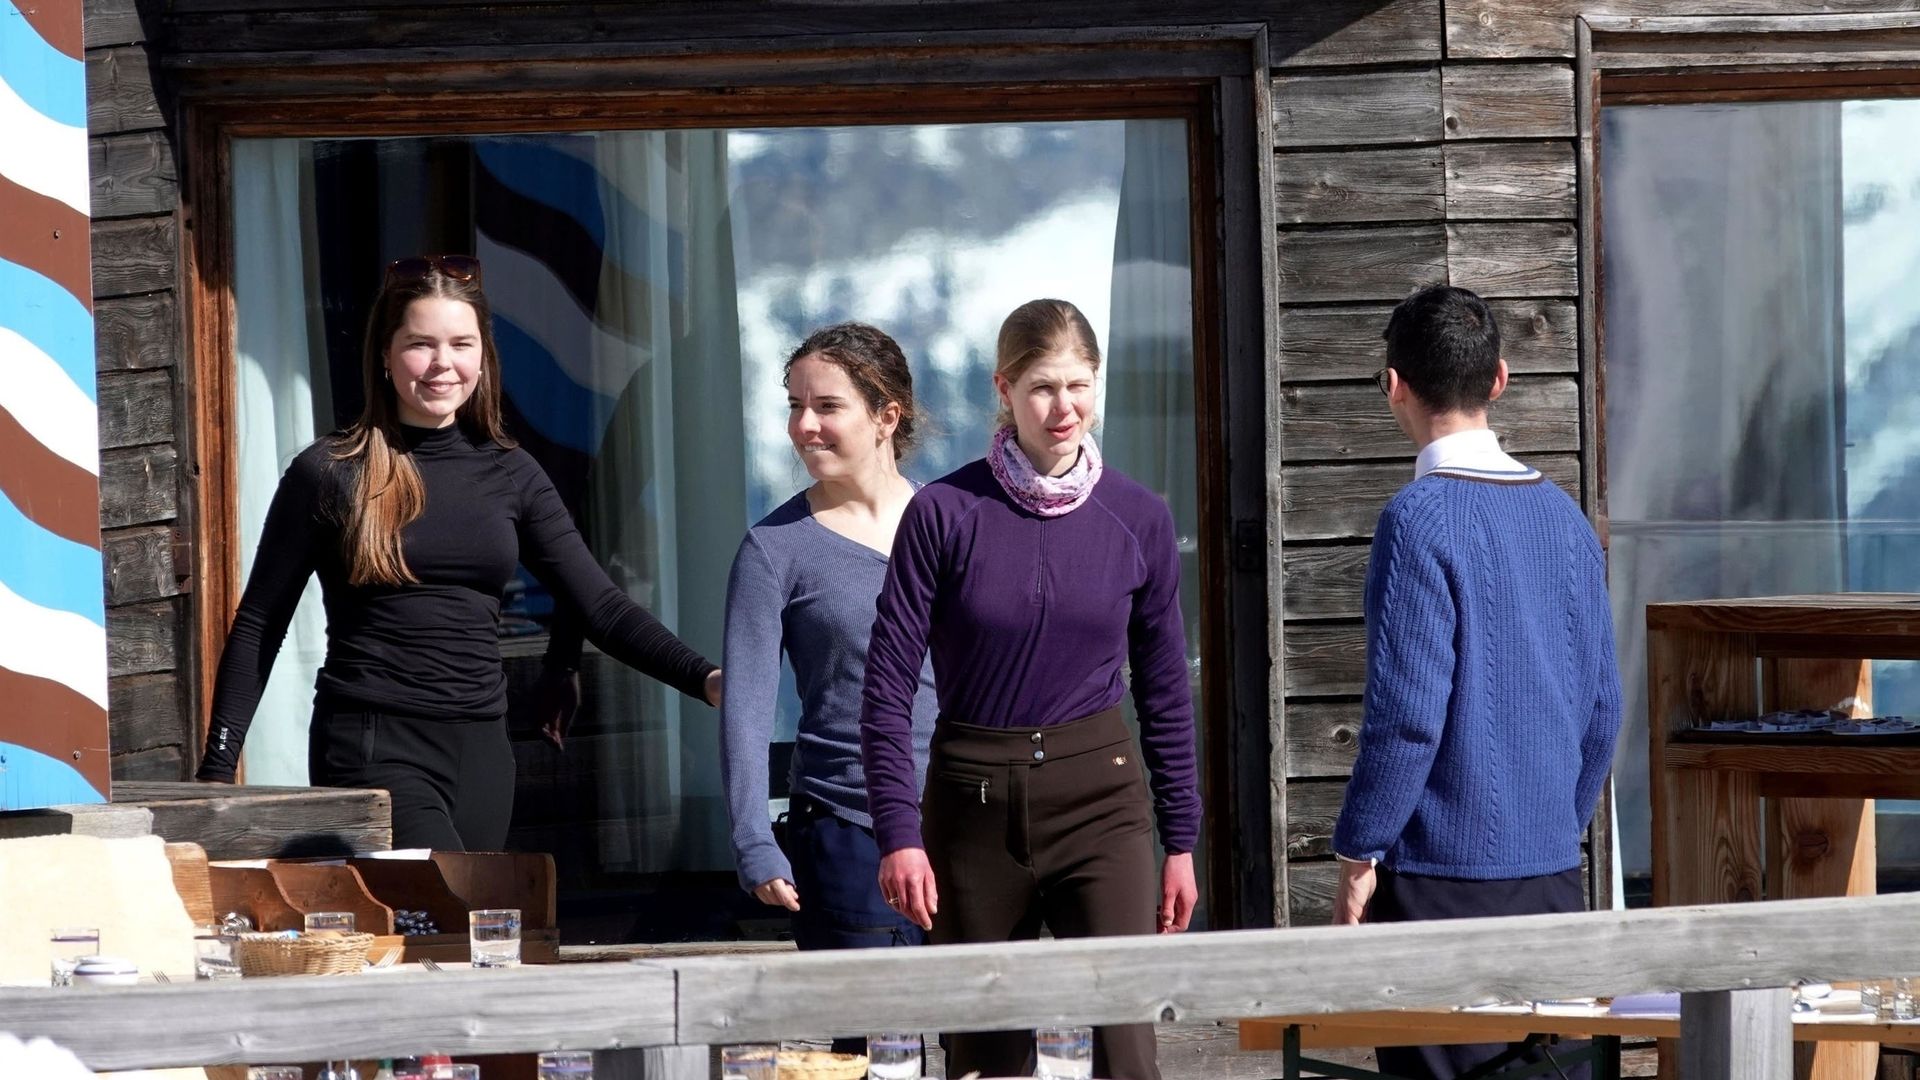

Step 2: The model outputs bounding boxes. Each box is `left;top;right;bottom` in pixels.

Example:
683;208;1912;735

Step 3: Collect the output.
705;669;724;708
877;847;938;931
1158;852;1198;933
1333;859;1377;926
753;878;800;912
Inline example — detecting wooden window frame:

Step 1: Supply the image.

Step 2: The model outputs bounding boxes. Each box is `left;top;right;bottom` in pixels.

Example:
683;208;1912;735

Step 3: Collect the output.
1577;12;1920;908
177;28;1282;928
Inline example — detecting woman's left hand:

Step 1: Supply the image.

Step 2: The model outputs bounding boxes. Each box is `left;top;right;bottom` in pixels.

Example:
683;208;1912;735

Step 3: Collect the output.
1158;851;1197;933
705;668;724;708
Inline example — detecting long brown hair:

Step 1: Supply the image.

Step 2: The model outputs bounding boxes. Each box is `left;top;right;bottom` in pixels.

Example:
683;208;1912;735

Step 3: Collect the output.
333;266;512;587
993;298;1102;429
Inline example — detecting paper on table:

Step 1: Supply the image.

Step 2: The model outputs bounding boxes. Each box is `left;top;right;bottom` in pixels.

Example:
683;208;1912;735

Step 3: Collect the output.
1609;993;1681;1016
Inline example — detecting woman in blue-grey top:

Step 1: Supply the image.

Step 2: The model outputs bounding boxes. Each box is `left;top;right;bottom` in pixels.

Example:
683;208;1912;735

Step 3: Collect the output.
719;323;937;997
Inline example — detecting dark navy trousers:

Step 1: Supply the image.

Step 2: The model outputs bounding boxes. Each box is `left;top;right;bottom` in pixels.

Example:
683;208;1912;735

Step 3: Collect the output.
786;797;924;1055
1367;866;1591;1080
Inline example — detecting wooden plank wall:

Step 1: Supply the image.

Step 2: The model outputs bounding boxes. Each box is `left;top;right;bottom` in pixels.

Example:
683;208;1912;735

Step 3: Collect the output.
85;0;192;781
1274;1;1585;924
93;0;1920;919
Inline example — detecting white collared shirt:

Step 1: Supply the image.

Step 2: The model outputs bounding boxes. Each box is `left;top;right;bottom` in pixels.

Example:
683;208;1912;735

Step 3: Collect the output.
1413;428;1538;482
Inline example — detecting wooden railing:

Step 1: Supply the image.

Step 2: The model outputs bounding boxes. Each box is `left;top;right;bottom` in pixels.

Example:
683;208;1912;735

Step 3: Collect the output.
7;893;1920;1079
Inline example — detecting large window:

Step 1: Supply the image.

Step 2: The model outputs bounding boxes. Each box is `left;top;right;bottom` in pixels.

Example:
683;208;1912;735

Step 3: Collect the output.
227;118;1211;933
1601;96;1920;881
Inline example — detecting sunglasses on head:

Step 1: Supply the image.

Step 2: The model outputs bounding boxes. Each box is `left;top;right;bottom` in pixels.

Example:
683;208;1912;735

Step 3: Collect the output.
385;254;482;286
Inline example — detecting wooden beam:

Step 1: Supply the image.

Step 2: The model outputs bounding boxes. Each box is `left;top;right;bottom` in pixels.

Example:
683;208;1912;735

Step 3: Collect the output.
1280;375;1579;462
104;526;184;606
91;130;180;219
95;291;180;371
1281;700;1363;778
1443;140;1576;220
1680;988;1792;1080
1274;147;1446;225
1448;3;1920;60
1442;63;1576;139
1278;299;1577;382
157;2;1443;69
1;964;679;1070
92;215;179;299
112;781;394;859
1283;621;1366;697
87;45;168;135
1283;779;1344;858
1282;453;1582;540
97;369;175;450
1276;224;1448;305
1281;545;1369;622
106;598;183;678
1448;221;1579;298
1272;68;1444;148
99;444;179;529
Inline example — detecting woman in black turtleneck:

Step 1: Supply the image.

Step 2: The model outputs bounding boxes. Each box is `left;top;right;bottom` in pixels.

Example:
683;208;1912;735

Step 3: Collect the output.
195;255;721;852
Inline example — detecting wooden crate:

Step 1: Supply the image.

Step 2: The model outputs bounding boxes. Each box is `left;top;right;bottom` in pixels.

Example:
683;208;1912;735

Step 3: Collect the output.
207;852;558;964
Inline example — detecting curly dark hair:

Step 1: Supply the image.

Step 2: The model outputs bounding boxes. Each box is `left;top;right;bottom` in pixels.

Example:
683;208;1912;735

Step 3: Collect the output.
784;322;923;460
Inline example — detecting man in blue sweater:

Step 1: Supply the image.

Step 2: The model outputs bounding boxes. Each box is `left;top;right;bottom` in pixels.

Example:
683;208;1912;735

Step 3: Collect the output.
1330;285;1622;1080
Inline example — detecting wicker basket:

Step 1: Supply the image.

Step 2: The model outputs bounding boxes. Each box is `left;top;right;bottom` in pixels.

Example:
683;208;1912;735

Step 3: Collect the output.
234;931;374;977
776;1050;868;1080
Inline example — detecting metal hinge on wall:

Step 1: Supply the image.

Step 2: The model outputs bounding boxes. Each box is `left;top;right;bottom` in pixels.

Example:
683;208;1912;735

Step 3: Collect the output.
170;525;194;593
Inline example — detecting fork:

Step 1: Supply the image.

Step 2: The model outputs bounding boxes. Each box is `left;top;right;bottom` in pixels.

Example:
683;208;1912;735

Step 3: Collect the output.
421;957;443;972
152;971;173;985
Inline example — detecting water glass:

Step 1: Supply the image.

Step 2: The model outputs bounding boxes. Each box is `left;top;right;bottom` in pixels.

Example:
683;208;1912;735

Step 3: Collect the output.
247;1069;304;1080
719;1044;777;1080
317;1062;361;1080
469;909;522;968
1863;980;1885;1015
194;929;242;980
305;911;357;936
1893;977;1916;1021
49;927;99;987
866;1032;921;1080
536;1050;594;1078
1035;1025;1094;1080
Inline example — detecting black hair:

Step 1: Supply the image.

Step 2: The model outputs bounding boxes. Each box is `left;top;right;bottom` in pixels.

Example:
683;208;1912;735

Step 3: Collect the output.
1381;285;1502;413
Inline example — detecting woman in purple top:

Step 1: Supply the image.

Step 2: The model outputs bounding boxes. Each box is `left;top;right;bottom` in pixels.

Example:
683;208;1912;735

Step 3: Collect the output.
860;298;1202;1080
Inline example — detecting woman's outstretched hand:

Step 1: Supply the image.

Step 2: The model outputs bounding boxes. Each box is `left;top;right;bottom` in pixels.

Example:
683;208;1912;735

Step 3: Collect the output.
877;847;938;932
533;666;582;750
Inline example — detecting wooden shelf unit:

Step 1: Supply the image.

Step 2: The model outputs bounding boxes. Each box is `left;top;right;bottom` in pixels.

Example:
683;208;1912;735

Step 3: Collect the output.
1647;594;1920;1080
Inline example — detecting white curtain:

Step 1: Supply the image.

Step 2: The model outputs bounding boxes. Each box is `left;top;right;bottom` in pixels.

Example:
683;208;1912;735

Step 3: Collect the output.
231;139;329;786
583;130;745;872
1602;103;1847;877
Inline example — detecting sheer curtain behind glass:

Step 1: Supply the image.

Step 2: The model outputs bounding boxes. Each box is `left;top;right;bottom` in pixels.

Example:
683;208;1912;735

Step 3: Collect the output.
231;139;330;785
1603;103;1847;878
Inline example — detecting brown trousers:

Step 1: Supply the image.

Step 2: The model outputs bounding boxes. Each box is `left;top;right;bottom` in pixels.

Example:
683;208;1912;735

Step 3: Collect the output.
922;708;1163;1080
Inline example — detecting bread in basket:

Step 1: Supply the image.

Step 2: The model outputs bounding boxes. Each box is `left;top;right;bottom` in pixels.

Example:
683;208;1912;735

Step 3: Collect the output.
776;1049;868;1080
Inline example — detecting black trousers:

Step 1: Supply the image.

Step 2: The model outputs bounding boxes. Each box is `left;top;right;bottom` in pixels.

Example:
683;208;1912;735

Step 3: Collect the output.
308;705;515;852
1367;866;1589;1080
922;708;1162;1080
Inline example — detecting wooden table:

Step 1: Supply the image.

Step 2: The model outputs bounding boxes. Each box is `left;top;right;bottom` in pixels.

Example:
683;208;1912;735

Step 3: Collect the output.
1240;1009;1920;1080
1646;594;1920;1079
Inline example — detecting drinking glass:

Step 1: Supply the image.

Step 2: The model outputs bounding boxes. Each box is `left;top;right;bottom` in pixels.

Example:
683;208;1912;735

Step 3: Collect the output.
305;911;357;936
194;928;242;980
247;1069;304;1080
49;927;99;988
468;909;521;968
1893;977;1916;1021
536;1050;594;1078
1863;980;1885;1015
1035;1025;1094;1080
719;1044;777;1080
317;1062;361;1080
866;1032;922;1080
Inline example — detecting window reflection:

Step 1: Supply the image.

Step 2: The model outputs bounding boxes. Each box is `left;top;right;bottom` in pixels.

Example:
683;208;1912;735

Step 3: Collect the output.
230;118;1204;934
1602;99;1920;884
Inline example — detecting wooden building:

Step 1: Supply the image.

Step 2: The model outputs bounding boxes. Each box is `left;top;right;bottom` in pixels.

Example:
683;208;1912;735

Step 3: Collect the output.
76;0;1920;931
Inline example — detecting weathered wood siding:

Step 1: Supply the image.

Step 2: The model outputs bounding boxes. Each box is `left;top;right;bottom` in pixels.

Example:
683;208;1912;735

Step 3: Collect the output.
86;0;190;781
1272;7;1587;924
85;0;1920;924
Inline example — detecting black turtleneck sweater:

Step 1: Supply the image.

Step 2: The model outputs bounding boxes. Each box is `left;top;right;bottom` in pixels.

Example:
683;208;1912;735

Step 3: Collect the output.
196;424;716;781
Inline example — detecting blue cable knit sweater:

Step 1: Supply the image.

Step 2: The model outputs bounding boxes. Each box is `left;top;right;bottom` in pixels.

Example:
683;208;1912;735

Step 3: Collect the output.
1331;470;1623;880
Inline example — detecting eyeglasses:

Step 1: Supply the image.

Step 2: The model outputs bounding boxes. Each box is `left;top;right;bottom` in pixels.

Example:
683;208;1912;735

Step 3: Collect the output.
1373;367;1393;397
385;254;482;286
